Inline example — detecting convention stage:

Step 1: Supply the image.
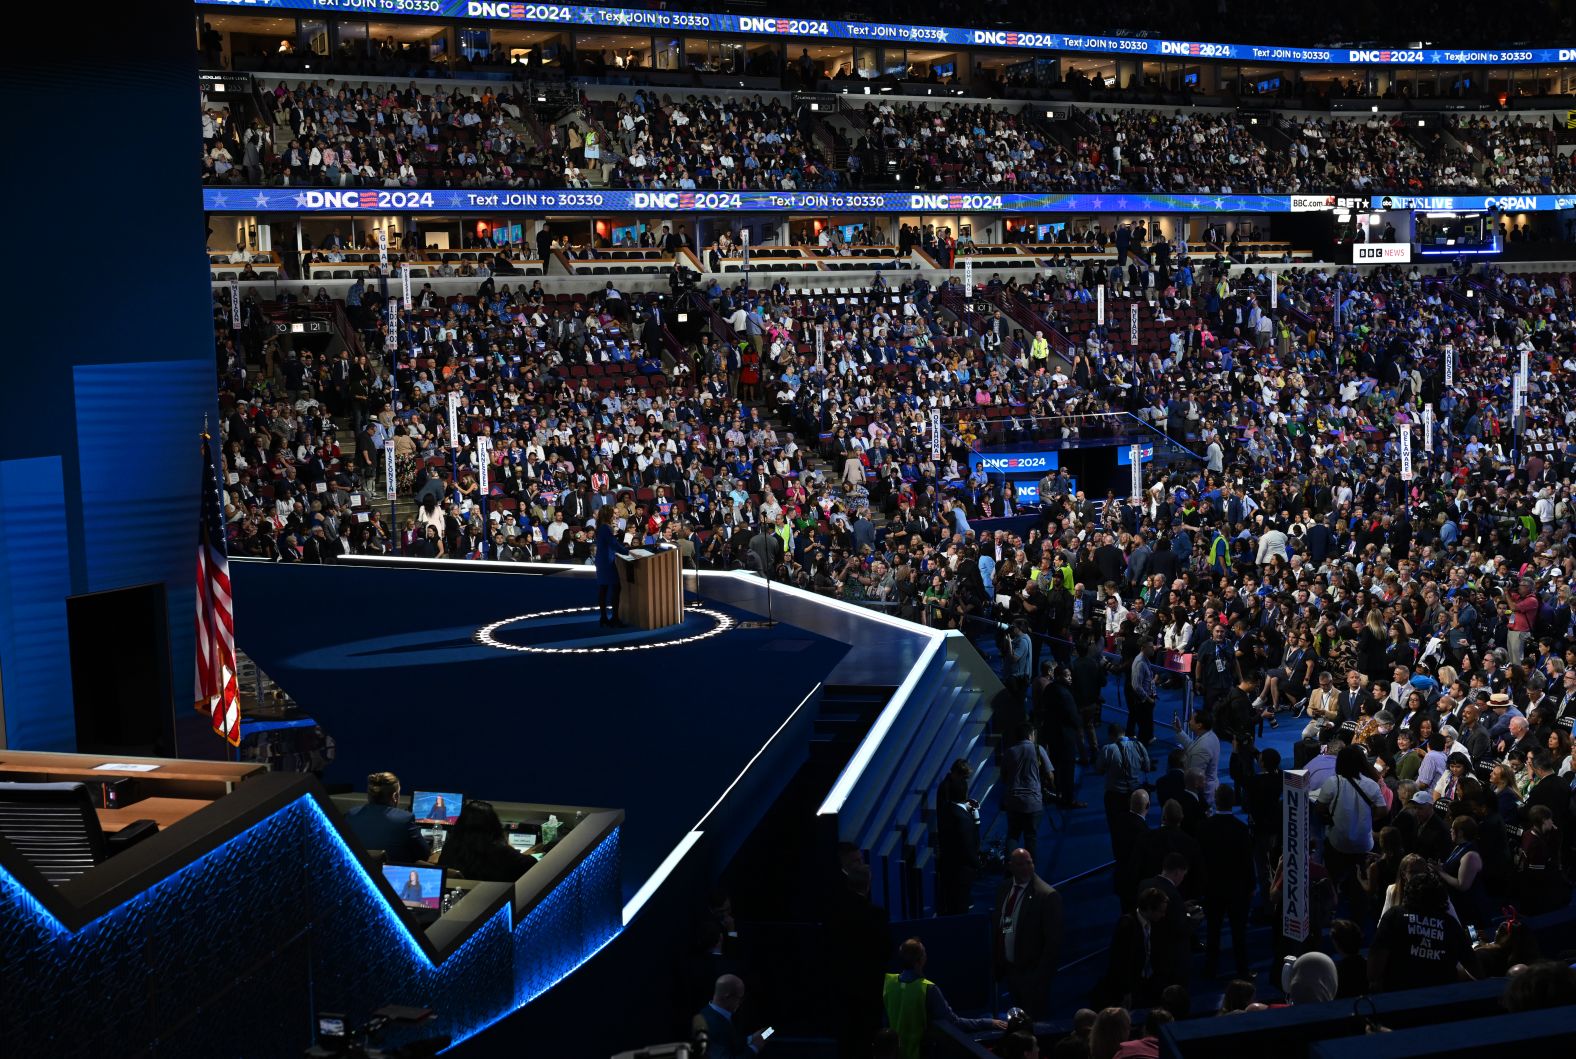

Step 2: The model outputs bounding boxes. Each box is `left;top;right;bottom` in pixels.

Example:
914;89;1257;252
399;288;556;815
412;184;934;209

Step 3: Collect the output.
228;559;851;896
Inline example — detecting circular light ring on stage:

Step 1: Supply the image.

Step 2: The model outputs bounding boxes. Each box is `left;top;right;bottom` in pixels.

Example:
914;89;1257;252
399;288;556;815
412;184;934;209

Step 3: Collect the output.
473;606;735;654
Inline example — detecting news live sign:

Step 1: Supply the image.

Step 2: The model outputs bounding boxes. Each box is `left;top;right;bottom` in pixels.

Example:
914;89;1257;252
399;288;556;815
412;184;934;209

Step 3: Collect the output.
1354;243;1412;264
968;450;1059;474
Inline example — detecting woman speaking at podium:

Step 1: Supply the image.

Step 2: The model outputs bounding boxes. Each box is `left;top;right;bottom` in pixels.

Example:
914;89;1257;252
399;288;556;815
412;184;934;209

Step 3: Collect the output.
594;505;630;627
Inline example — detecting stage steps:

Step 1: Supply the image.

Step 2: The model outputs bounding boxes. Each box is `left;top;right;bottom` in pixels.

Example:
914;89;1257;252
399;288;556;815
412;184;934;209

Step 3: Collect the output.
820;633;1005;919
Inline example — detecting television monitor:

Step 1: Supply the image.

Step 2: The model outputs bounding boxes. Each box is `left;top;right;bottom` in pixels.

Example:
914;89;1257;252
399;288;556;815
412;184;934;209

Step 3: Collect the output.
612;222;646;246
489;222;523;246
383;864;445;910
411;791;463;824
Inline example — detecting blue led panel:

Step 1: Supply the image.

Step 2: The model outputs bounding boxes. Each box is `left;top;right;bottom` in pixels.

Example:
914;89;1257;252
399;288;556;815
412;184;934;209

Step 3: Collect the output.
0;794;621;1054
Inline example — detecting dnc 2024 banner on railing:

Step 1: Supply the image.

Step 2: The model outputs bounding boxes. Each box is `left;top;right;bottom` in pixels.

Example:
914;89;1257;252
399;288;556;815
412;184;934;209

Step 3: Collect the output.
197;0;1576;66
207;188;1326;213
205;189;1576;214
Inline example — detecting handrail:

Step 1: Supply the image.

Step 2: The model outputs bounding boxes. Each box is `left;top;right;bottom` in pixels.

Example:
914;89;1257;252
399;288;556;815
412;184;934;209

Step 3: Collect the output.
817;634;946;819
999;290;1077;358
967;410;1203;461
688;289;737;345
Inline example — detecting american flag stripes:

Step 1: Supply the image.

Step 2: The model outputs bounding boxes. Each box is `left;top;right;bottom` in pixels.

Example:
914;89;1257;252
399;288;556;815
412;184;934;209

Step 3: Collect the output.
196;435;240;747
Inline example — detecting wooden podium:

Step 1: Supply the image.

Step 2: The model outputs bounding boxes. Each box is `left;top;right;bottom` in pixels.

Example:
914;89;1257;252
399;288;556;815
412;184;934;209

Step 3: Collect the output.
616;547;684;630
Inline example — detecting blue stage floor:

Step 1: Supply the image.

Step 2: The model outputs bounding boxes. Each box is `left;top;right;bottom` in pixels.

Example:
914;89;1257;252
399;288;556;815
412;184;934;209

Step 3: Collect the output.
230;561;850;898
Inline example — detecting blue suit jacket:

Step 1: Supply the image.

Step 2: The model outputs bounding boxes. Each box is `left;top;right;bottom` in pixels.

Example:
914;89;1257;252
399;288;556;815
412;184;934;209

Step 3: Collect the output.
691;1005;751;1059
594;523;629;586
345;803;429;862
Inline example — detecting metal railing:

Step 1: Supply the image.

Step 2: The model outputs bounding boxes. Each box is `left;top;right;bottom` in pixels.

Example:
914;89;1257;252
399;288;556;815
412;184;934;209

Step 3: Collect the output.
967;410;1202;462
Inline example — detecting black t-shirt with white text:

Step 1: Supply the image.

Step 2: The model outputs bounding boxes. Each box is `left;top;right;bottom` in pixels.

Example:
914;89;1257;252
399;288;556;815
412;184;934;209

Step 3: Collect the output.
1373;907;1471;989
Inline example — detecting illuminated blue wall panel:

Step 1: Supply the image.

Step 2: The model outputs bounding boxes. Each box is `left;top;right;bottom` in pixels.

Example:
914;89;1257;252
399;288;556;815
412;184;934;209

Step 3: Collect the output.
0;457;74;750
0;6;216;752
0;796;622;1056
74;360;214;718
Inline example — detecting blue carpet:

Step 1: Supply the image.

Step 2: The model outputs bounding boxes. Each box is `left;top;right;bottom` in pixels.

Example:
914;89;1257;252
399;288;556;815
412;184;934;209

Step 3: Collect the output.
966;630;1306;1018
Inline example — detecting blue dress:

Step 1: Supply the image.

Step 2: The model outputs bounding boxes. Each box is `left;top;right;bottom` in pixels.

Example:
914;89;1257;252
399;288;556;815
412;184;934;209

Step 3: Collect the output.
594;523;629;586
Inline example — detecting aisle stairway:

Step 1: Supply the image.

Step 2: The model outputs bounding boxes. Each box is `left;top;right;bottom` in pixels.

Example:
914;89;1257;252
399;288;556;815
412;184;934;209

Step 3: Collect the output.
819;634;1004;920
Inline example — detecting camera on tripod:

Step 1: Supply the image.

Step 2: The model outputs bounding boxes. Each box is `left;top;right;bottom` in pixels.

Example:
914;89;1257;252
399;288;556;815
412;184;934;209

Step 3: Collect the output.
306;1006;449;1058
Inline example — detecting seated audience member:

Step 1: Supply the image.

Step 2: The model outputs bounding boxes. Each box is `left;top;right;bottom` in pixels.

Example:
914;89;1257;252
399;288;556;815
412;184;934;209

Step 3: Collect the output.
1112;1008;1171;1058
1218;979;1256;1014
1285;952;1338;1005
1330;918;1369;998
435;799;535;883
1502;960;1576;1012
1088;1007;1131;1059
344;770;430;862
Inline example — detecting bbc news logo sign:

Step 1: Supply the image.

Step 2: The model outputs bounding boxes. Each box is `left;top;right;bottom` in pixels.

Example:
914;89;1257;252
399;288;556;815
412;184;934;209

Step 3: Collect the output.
1354;243;1412;263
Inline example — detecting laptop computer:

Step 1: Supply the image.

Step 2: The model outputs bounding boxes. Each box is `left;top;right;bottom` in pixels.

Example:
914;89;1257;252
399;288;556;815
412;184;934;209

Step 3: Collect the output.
506;831;538;853
383;863;445;911
410;790;463;825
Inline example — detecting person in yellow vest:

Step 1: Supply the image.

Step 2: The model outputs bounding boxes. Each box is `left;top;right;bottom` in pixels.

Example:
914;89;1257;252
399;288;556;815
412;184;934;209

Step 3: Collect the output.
883;937;1005;1059
1029;330;1050;365
1206;528;1232;574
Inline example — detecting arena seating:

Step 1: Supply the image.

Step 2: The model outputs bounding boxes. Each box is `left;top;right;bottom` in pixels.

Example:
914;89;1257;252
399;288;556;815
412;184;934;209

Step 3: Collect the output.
202;77;1576;195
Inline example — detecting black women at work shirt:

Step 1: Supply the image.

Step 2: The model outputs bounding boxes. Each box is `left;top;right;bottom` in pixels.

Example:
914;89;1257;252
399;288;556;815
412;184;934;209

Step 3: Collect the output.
1372;907;1472;989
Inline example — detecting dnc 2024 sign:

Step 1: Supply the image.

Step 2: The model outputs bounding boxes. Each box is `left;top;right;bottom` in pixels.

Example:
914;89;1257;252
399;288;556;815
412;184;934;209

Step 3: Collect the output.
968;451;1058;474
204;188;1304;214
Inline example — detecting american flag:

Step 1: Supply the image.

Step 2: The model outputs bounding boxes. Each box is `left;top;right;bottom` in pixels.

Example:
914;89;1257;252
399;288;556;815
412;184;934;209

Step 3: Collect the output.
196;435;240;747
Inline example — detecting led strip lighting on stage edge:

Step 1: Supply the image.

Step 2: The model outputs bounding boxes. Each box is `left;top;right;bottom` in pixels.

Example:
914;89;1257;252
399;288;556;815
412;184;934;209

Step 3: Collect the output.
473;605;734;653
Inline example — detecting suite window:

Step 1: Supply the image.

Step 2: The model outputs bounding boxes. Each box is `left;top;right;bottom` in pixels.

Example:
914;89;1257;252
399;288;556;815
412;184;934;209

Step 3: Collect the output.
298;19;329;57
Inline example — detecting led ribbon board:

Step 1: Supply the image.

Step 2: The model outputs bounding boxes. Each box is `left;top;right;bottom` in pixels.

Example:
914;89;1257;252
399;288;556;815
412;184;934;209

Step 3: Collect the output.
206;189;1303;213
194;2;1569;66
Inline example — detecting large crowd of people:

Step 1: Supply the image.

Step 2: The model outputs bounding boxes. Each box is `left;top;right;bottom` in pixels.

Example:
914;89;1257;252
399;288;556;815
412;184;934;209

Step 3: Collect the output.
211;217;1576;1054
652;255;1576;1055
592;89;840;192
203;80;1576;195
1451;115;1576;194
